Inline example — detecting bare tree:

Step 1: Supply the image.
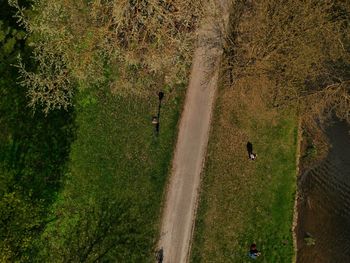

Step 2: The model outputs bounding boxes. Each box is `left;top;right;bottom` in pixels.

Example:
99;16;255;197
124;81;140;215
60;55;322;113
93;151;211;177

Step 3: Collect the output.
225;0;350;124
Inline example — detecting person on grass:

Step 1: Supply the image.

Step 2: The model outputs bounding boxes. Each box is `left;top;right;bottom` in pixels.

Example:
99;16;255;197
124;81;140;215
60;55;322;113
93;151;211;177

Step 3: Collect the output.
248;243;261;259
247;142;257;160
249;153;257;160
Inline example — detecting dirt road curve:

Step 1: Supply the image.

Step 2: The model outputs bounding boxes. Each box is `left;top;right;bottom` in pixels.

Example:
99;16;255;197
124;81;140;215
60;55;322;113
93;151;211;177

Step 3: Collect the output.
157;1;230;262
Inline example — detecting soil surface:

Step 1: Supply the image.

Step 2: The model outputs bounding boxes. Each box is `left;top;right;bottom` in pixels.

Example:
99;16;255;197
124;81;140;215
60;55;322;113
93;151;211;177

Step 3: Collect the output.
296;121;350;263
157;1;230;262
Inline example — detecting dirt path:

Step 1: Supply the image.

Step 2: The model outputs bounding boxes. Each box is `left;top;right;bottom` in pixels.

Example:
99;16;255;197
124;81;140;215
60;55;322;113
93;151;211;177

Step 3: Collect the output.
157;2;230;262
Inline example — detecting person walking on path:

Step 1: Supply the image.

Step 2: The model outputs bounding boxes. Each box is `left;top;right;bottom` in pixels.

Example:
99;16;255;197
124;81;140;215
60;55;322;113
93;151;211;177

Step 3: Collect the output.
155;248;164;263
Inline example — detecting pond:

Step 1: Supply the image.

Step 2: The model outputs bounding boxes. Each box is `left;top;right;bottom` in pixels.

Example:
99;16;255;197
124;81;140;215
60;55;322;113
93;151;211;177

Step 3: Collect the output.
296;121;350;262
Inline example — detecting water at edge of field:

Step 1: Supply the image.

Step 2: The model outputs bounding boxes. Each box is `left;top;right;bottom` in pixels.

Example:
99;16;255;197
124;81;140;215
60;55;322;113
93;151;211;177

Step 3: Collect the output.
296;121;350;263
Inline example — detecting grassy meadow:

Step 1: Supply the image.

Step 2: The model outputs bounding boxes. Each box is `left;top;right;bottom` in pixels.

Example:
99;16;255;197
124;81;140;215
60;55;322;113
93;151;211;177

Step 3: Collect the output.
191;76;298;262
36;82;186;261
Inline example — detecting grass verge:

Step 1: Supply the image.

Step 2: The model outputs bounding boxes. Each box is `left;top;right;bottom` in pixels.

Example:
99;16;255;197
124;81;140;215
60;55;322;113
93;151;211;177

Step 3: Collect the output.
38;82;185;261
191;76;298;262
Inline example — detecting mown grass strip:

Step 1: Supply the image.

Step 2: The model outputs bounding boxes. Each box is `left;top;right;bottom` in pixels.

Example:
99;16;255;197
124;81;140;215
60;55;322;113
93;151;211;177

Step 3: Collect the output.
191;76;298;263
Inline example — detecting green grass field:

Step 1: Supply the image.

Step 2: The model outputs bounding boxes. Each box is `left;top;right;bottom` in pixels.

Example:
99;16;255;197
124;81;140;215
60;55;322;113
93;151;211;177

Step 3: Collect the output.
37;83;185;261
191;77;298;262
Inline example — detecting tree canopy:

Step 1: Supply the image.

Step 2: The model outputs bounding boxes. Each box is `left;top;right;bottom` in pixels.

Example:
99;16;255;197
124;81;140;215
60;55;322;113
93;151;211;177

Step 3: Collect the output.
10;0;203;112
